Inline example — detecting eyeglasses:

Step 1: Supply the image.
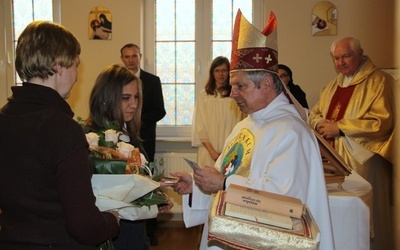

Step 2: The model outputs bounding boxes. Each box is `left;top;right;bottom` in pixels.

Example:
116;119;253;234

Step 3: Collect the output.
214;69;228;74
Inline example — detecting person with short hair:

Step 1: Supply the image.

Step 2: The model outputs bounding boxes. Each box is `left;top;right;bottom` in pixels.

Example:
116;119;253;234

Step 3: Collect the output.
171;10;334;250
0;21;119;249
309;36;395;250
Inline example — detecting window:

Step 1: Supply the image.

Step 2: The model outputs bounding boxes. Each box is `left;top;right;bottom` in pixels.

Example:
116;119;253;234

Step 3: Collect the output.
1;0;58;104
144;0;263;138
11;0;56;84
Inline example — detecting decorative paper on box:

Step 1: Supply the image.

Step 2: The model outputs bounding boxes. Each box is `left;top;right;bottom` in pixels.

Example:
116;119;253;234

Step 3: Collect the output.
208;191;320;250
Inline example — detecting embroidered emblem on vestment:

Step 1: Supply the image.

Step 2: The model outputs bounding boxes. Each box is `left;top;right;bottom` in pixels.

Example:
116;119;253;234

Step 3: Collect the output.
221;128;254;178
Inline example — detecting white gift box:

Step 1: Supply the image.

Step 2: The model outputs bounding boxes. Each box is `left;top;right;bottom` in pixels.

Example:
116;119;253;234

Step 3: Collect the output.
92;174;160;220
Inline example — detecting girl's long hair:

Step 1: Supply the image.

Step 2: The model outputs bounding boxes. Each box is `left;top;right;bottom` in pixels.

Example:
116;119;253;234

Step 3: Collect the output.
87;64;142;140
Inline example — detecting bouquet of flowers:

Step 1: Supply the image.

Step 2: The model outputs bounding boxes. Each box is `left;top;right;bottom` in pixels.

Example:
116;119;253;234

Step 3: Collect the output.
78;118;168;249
79;118;169;206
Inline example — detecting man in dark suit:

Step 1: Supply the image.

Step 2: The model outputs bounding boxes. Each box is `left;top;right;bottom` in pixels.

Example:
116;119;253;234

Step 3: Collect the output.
121;43;166;246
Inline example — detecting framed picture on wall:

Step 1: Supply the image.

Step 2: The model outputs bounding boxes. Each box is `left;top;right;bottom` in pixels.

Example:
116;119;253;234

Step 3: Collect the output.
89;6;112;40
312;1;337;36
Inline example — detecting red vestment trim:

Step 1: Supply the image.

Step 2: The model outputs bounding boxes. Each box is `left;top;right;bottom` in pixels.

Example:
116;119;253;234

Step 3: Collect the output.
326;85;356;122
325;85;356;147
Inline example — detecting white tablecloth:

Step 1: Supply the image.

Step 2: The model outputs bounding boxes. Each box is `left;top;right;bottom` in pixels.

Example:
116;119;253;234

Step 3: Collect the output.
328;171;372;250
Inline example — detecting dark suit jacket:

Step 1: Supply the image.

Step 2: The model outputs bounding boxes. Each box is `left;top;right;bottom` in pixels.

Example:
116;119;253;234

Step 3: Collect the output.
139;69;166;161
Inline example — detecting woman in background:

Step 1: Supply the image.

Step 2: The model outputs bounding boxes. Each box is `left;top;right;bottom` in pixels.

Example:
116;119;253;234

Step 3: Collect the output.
192;56;245;167
86;64;172;250
278;64;309;109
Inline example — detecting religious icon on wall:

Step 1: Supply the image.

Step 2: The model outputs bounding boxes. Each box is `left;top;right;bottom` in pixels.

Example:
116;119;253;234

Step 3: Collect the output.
89;6;112;40
312;1;337;36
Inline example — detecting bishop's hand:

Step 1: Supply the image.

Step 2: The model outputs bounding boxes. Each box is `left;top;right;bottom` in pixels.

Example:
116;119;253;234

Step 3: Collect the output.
193;166;225;194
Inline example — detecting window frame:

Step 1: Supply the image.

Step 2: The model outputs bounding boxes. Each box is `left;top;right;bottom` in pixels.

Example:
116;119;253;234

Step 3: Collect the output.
144;0;264;140
0;0;60;103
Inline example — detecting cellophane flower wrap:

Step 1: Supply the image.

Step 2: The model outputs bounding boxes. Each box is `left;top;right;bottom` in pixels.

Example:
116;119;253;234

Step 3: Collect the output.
78;118;168;249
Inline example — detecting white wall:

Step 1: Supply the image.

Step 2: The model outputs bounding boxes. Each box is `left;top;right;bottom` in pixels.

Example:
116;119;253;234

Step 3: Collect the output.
0;0;396;120
265;0;396;108
60;0;397;118
61;0;143;119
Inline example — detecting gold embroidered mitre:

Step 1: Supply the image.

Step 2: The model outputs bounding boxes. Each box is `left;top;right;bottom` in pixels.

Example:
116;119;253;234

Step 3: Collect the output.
230;9;278;74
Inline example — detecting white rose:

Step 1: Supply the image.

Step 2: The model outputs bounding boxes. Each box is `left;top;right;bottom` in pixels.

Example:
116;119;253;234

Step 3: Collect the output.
104;129;120;144
86;132;99;146
116;141;135;158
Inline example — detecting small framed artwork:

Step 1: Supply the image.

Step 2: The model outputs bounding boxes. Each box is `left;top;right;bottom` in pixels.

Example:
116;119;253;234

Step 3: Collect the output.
89;6;112;40
312;1;337;36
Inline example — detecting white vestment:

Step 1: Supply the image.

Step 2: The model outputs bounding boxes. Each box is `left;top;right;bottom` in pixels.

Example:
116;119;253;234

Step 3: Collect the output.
192;90;244;167
182;93;335;250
